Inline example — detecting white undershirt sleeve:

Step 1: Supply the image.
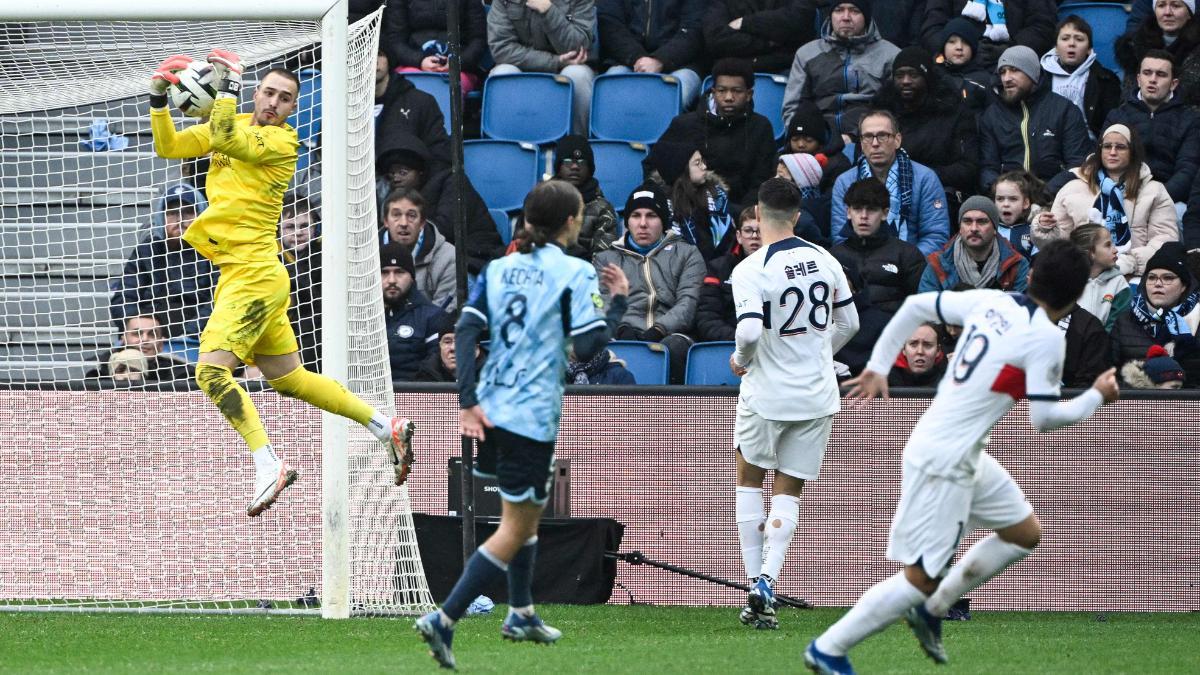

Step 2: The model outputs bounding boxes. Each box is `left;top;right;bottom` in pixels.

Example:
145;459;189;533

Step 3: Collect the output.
733;317;764;367
830;302;860;354
1028;388;1104;432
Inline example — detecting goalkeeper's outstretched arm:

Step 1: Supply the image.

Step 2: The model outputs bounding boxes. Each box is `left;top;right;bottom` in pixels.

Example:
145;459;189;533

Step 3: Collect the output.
148;54;212;159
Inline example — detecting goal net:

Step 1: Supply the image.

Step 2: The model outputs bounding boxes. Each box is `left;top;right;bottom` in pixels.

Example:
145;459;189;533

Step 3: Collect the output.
0;3;434;617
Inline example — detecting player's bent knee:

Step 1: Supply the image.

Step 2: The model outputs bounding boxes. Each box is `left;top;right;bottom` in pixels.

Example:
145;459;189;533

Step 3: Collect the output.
998;514;1042;550
904;564;940;595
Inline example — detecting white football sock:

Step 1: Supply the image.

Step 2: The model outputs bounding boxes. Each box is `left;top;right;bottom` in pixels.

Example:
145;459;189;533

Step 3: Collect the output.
926;534;1032;617
761;494;800;582
251;444;278;474
815;572;927;657
367;411;392;442
735;487;765;580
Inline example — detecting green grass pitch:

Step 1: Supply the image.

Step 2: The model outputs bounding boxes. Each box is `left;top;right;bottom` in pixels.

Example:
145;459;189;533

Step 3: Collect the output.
2;605;1198;673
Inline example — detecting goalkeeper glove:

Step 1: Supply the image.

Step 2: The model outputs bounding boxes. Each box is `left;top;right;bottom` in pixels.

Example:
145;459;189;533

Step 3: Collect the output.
206;48;245;96
149;54;192;107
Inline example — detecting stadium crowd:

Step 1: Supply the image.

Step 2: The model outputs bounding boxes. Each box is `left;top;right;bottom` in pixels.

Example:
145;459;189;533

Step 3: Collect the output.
104;0;1200;390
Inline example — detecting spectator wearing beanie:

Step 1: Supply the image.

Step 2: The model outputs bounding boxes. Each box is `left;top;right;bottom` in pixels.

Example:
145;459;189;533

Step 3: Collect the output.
872;45;980;213
921;0;1057;71
776;152;832;241
978;45;1090;195
550;134;618;260
379;240;451;384
1040;14;1122;140
593;183;706;383
920;195;1030;292
784;101;853;191
657;58;777;208
781;0;901;139
934;16;990;110
831;178;927;316
701;0;817;75
1120;344;1187;389
1111;241;1200;387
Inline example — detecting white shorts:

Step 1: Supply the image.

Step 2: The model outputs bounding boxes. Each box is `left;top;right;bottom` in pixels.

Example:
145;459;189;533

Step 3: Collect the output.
733;407;832;480
886;452;1033;578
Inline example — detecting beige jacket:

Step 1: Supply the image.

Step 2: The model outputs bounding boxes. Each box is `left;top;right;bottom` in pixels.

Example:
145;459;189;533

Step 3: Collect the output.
1038;163;1177;276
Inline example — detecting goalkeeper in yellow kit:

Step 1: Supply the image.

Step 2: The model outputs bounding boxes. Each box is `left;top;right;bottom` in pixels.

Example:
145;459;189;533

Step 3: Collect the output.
149;50;415;517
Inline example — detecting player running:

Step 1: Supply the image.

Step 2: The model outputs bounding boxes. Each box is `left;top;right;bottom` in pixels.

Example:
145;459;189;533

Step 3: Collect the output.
804;240;1120;675
148;51;415;517
729;178;860;629
415;181;629;669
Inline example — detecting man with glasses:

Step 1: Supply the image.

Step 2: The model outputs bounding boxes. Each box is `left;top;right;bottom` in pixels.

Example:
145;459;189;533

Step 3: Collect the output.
831;110;950;256
658;58;776;207
697;206;765;341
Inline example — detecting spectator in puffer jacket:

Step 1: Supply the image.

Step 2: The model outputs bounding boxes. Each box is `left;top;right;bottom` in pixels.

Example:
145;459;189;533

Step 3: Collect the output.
831;110;951;256
380;188;457;310
382;0;488;93
1068;223;1132;332
380;242;451;383
1039;14;1121;141
1120;344;1186;389
110;183;216;343
784;101;853;193
934;16;990;112
598;0;706;109
696;206;764;342
550;135;618;260
593;183;706;383
887;322;947;387
920;195;1030;292
921;0;1057;71
658;58;777;208
1105;50;1200;206
831;179;926;316
702;0;817;74
978;45;1091;195
1116;0;1200;106
872;46;979;212
781;0;900;139
1110;242;1200;388
1038;124;1178;277
488;0;597;134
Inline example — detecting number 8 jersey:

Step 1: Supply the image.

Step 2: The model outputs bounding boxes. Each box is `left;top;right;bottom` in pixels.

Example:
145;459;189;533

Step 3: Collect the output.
731;238;854;421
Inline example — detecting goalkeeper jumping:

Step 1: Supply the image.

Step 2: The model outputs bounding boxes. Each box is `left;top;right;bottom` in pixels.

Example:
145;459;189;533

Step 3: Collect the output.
148;51;415;517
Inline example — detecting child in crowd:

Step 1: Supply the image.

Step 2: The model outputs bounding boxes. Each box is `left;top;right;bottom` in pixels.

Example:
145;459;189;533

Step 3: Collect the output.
1069;222;1132;332
992;170;1044;258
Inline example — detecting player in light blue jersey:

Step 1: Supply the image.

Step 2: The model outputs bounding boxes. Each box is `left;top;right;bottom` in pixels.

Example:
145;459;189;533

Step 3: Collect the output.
416;181;629;670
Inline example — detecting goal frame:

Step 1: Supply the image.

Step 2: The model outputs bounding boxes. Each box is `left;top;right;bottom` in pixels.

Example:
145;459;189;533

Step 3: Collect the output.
2;0;358;620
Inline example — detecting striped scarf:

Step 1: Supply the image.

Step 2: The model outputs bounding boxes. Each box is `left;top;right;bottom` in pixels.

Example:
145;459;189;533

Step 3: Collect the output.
1094;172;1131;249
858;149;914;243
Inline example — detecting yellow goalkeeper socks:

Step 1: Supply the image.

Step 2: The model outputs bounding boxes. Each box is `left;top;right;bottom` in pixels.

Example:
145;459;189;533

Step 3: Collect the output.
196;363;270;451
267;366;376;428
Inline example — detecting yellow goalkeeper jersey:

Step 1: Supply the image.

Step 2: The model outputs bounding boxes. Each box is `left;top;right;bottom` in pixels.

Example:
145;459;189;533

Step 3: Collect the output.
150;97;298;265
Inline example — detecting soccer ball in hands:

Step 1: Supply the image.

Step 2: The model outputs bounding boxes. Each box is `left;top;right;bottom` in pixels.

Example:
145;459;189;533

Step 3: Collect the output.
168;60;218;118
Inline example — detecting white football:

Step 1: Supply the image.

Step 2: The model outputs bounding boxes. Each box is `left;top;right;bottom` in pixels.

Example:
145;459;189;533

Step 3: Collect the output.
168;60;218;118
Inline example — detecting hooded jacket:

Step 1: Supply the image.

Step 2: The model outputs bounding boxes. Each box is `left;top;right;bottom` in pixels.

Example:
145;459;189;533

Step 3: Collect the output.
701;0;816;73
695;244;747;342
830;224;927;315
1104;92;1200;203
592;231;706;335
386;289;451;383
1043;164;1177;277
659;93;779;206
978;78;1091;194
918;234;1030;292
109;188;216;340
375;74;452;172
872;75;980;197
488;0;597;72
382;0;488;72
1039;50;1122;140
597;0;706;71
781;18;901;137
380;221;457;310
920;0;1057;70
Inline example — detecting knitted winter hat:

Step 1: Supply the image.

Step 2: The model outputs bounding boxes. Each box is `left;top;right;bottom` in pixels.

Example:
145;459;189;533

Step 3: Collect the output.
553;134;595;172
645;139;701;187
624;182;672;224
958;195;1001;227
786;102;830;145
1144;241;1190;284
940;16;983;55
1144;345;1186;386
779;153;827;190
997;45;1042;84
379;240;416;277
893;46;934;78
1101;123;1133;146
835;0;872;24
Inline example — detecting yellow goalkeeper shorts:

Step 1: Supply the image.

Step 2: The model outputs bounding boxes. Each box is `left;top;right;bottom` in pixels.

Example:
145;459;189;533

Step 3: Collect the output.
200;260;298;365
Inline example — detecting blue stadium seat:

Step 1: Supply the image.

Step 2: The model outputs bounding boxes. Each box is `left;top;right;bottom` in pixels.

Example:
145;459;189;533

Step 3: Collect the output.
700;73;788;139
589;73;682;143
684;342;740;386
402;72;452;135
482;73;574;145
1058;3;1128;76
590;140;648;211
489;208;513;245
464;140;540;212
607;340;669;385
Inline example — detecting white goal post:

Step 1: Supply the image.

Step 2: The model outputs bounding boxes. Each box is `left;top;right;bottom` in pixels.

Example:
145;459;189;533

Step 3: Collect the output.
0;0;433;618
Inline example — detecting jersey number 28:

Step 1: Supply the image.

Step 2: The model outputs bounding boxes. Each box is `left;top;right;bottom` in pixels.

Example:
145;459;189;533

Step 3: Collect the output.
763;281;830;336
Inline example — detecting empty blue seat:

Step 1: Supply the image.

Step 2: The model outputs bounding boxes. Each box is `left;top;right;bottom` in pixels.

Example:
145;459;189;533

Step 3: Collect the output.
590;140;648;211
590;73;682;143
700;73;788;139
489;208;513;245
684;341;740;386
482;73;574;145
463;140;540;212
402;72;452;135
607;340;669;385
1058;3;1129;76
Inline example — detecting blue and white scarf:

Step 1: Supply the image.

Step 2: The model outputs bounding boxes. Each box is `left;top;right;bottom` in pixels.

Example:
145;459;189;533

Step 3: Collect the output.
962;0;1009;43
1094;172;1131;249
1131;284;1200;347
857;149;914;243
